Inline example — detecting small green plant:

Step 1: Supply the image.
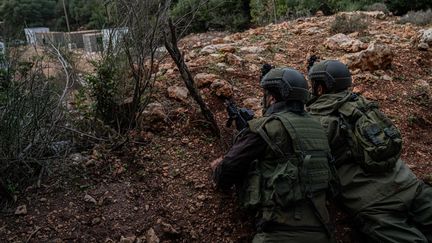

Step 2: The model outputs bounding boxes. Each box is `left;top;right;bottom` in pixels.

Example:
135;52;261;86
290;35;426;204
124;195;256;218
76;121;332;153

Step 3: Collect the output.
86;57;120;124
331;14;368;34
398;9;432;26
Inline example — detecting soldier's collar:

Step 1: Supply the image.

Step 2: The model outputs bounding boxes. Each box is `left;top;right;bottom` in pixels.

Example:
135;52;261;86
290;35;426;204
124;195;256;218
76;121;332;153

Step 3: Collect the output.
264;101;304;116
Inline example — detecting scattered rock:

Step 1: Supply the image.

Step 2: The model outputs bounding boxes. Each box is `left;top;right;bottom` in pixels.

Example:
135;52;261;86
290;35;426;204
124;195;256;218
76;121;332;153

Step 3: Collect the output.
161;222;179;234
219;45;236;53
211;38;225;45
342;42;393;71
418;42;429;50
419;28;432;45
92;217;101;225
84;194;97;204
146;228;160;243
69;153;87;164
248;64;260;73
381;74;393;81
363;11;387;20
200;44;235;55
325;33;367;52
416;79;430;89
224;53;244;66
239;46;265;54
414;28;432;50
136;236;146;243
215;63;228;69
14;205;27;215
167;86;189;101
120;235;136;243
141;102;167;124
305;27;322;35
243;98;262;117
194;73;219;87
210;79;233;98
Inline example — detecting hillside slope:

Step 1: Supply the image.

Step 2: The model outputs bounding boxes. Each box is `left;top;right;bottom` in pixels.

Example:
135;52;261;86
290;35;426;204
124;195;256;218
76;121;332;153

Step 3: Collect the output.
1;12;431;243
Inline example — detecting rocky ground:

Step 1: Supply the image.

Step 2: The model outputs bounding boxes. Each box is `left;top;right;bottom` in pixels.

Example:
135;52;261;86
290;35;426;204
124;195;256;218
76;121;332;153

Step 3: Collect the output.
1;11;432;243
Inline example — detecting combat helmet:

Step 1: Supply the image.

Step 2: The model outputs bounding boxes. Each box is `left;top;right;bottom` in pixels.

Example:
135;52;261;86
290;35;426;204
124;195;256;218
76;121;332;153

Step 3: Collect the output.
261;68;309;103
308;60;352;94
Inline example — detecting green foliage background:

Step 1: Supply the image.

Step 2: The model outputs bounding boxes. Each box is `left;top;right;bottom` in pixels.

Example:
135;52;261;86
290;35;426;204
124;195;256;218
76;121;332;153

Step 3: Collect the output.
0;0;108;38
0;0;431;37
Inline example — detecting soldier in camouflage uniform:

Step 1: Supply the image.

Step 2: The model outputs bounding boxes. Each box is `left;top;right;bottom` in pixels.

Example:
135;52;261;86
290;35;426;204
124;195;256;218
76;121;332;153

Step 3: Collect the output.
212;67;336;243
307;60;432;243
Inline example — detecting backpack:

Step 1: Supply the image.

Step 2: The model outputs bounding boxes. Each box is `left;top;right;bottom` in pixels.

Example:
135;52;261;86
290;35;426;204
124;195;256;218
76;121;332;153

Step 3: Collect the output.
338;94;402;173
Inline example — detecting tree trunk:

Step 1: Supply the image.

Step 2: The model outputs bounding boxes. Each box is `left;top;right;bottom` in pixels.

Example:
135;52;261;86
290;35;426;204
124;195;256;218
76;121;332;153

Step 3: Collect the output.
164;20;220;137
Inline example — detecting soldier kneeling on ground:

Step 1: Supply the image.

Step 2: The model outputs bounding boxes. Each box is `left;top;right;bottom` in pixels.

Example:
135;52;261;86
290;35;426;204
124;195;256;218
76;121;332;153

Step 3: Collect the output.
307;59;432;243
212;67;337;243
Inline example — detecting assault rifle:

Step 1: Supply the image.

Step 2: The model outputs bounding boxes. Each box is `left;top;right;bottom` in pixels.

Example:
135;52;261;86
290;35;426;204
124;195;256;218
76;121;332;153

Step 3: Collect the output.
225;63;274;131
225;99;254;131
307;55;319;72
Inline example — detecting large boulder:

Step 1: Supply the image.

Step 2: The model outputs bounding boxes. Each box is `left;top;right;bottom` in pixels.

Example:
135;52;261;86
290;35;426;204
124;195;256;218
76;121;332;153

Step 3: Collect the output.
210;79;233;98
325;33;367;52
141;102;167;125
419;29;432;44
342;42;393;71
194;73;219;88
167;86;189;101
416;28;432;50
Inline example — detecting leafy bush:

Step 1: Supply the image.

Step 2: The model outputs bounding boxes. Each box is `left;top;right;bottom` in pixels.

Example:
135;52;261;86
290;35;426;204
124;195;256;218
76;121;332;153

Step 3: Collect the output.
171;0;251;32
365;2;389;13
86;55;122;125
386;0;432;15
330;0;365;12
330;14;368;34
398;9;432;26
250;0;323;25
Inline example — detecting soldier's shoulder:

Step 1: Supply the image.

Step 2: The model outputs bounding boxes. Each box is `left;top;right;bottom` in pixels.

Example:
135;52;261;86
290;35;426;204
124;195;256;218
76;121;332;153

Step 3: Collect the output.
248;116;270;132
248;115;284;131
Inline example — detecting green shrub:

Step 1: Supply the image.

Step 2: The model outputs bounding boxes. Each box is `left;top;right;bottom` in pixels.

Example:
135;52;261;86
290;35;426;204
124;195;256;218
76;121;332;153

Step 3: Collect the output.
86;57;119;124
171;0;251;32
365;2;389;13
328;0;382;12
398;9;432;26
250;0;322;25
330;14;368;34
386;0;432;15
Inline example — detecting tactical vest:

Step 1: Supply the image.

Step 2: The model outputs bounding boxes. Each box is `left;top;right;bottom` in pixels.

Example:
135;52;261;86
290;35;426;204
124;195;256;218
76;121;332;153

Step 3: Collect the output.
239;111;335;229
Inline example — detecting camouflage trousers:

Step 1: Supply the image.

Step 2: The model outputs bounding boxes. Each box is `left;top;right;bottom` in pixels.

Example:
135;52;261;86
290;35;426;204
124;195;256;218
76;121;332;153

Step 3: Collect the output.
252;230;332;243
354;182;432;243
